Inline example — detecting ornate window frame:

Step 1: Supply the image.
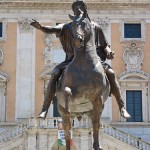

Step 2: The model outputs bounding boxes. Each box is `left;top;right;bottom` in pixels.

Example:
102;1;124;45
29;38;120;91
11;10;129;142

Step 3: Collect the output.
0;19;7;41
119;71;150;122
0;49;4;65
120;19;146;42
0;71;8;122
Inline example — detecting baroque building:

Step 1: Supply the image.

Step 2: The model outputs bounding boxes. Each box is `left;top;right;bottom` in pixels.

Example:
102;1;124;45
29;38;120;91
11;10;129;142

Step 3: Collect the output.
0;0;150;149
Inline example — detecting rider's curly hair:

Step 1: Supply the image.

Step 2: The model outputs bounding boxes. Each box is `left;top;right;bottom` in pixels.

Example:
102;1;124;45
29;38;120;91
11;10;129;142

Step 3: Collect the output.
72;0;87;11
72;0;91;22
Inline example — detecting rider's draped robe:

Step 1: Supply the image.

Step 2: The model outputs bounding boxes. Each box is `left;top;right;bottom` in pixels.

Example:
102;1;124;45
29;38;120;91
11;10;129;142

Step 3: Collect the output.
55;21;111;71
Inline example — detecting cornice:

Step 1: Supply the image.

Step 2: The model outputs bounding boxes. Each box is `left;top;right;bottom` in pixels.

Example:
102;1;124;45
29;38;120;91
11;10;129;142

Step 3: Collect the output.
0;1;150;10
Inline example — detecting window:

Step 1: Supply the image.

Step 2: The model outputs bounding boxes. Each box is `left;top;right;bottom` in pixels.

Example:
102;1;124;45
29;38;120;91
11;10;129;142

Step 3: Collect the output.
124;23;141;38
126;90;143;122
0;19;7;41
120;20;145;42
0;22;2;37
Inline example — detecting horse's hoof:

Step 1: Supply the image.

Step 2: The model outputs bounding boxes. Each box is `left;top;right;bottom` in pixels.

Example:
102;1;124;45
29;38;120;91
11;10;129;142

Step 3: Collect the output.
120;107;131;119
99;145;102;150
94;148;102;150
93;146;102;150
37;111;47;120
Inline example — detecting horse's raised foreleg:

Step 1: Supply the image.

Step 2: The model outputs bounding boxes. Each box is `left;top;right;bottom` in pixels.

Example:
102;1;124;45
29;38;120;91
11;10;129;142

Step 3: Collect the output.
91;97;103;150
63;118;71;150
58;104;71;150
92;114;100;150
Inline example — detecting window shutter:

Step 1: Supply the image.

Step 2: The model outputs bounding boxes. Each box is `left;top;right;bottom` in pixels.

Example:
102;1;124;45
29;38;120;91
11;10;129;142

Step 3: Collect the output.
126;91;142;122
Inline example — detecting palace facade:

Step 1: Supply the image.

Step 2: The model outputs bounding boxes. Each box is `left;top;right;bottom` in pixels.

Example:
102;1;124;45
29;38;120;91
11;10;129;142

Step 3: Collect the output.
0;0;150;146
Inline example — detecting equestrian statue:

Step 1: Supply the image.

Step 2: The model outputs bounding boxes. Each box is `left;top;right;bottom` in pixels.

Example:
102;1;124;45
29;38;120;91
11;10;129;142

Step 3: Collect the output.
30;0;131;149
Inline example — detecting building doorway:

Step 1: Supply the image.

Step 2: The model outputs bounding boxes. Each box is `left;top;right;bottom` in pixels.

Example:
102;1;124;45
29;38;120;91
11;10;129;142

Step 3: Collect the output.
126;90;143;122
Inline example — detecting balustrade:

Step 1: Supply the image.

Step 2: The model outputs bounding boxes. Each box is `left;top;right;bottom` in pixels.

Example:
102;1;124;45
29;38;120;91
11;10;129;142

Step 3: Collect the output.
27;117;150;150
28;115;93;129
1;117;150;150
0;123;27;143
101;123;150;150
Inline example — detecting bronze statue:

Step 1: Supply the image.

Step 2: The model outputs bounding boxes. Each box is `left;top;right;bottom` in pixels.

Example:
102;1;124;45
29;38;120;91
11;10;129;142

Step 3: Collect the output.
30;0;131;149
31;0;130;120
56;11;110;150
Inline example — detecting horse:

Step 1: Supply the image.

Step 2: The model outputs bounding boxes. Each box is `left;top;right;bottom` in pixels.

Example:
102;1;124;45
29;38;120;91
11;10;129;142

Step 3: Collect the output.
56;13;110;150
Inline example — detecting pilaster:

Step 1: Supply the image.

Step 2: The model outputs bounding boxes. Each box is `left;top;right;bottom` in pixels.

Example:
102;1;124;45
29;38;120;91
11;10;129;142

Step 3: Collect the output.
47;129;57;150
38;129;48;150
19;144;24;150
27;129;37;150
16;17;35;119
79;129;91;150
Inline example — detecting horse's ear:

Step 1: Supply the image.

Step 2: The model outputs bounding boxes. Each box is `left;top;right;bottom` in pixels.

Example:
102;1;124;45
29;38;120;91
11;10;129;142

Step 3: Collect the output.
69;14;75;21
69;13;83;22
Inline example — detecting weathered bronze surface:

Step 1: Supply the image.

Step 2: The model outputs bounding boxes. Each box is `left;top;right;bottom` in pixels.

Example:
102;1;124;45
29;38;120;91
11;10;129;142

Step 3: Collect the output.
30;0;131;149
56;5;110;149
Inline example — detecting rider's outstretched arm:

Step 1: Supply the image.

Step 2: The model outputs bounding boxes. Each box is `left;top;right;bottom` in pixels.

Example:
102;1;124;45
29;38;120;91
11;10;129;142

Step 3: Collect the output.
30;20;63;35
40;24;64;35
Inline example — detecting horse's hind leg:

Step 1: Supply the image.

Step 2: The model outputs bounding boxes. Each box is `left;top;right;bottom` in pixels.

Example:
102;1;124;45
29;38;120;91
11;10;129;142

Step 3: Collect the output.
58;105;71;150
90;97;103;150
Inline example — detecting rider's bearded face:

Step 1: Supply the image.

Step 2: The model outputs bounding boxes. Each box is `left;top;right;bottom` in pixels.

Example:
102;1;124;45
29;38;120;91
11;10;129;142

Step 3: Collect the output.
73;3;85;16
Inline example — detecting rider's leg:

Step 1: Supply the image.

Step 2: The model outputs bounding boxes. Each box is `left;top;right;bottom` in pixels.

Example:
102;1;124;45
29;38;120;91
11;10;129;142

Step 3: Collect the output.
38;58;73;119
38;67;63;119
106;68;131;119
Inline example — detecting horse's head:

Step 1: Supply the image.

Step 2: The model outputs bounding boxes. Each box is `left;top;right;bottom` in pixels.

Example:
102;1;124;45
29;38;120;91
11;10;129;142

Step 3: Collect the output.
70;13;92;49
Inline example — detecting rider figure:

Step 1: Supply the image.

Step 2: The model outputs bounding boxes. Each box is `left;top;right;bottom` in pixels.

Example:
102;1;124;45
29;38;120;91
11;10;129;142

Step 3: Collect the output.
30;0;131;119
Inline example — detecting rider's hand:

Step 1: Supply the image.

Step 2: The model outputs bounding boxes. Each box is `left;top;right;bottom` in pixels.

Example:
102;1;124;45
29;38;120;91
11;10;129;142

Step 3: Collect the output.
30;19;41;29
106;51;115;59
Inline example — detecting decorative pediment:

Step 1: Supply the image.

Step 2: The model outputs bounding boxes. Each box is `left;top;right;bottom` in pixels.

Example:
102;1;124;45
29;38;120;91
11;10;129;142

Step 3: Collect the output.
119;71;150;81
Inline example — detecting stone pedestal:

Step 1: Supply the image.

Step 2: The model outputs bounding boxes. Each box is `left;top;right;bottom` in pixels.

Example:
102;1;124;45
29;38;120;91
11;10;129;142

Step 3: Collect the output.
73;129;92;150
27;129;37;150
19;144;24;150
47;129;57;150
38;129;48;150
